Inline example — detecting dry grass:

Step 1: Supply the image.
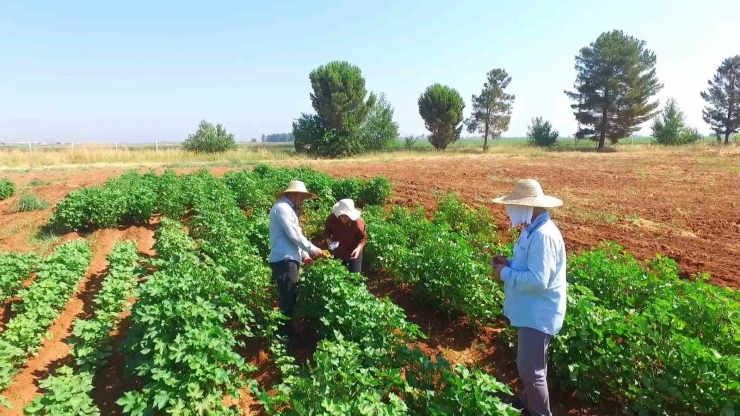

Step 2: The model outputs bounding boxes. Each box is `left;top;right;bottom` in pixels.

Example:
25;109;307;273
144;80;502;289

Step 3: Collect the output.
0;146;294;169
0;142;737;171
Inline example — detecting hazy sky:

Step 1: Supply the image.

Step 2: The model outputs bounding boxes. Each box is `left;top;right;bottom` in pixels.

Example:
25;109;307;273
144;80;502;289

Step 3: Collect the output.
1;0;739;143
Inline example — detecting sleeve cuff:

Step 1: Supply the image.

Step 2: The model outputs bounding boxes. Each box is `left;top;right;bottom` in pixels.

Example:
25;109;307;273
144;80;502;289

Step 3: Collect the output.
500;267;513;283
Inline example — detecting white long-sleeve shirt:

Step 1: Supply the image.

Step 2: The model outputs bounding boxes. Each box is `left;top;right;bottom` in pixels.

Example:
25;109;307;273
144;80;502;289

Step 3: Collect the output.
269;197;317;263
500;211;567;335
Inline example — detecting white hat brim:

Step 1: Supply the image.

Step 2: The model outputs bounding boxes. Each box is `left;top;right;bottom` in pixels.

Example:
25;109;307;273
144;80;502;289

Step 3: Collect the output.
277;190;318;200
492;195;563;208
333;202;361;221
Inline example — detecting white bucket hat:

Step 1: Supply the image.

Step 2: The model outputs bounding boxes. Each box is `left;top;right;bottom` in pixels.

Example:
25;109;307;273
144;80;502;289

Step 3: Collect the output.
276;180;318;200
332;199;362;221
492;179;563;208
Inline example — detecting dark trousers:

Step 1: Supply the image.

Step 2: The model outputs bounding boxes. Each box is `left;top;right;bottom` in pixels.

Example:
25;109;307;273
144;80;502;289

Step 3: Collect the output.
517;327;553;416
341;253;363;273
271;260;299;337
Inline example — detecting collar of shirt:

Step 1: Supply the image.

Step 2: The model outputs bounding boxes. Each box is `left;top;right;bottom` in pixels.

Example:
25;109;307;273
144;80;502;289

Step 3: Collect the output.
522;210;550;239
280;196;296;210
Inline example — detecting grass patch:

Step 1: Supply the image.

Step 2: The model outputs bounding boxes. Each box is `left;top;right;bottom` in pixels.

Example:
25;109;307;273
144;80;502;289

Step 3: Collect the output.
12;193;49;212
568;208;619;225
28;179;52;186
28;229;61;255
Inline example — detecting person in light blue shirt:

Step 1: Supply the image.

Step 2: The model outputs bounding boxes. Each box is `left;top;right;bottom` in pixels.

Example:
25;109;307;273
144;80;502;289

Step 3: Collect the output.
269;180;324;342
491;179;566;416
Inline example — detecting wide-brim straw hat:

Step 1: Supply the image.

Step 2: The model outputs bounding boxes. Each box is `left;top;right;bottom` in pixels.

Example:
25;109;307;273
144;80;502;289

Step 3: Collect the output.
276;180;318;200
332;199;361;221
492;179;563;208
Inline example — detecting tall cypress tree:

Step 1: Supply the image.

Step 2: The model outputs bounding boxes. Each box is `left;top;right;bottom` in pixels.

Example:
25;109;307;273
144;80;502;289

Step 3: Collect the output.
565;30;662;150
701;55;740;145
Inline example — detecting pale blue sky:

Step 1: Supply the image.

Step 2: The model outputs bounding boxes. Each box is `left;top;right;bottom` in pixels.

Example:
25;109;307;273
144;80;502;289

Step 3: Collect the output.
1;0;738;143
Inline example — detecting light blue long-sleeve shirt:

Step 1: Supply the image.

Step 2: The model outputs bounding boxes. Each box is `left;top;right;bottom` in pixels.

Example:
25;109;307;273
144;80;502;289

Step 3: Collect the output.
500;211;567;335
269;197;317;263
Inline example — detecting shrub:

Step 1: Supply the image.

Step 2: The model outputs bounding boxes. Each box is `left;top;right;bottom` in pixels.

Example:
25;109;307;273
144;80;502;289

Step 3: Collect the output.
652;99;702;145
332;178;363;201
0;179;15;200
527;116;559;147
359;93;399;152
12;193;49;212
183;120;236;153
358;176;391;206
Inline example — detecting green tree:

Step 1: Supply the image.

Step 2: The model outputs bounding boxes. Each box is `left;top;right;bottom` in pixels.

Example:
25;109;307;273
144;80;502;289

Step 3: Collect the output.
565;30;663;150
527;117;559;147
465;69;515;150
360;93;399;152
293;61;378;157
651;99;701;145
418;84;465;150
182;120;236;153
701;55;740;145
310;61;376;130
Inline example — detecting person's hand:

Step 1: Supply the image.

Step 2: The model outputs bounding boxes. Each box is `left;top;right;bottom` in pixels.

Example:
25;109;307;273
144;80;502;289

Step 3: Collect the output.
493;264;507;280
310;247;325;259
303;256;314;267
491;255;509;268
350;247;362;260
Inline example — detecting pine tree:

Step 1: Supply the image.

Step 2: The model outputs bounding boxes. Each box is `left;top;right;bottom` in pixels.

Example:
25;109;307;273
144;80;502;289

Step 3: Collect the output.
565;30;663;150
700;55;740;145
465;69;515;150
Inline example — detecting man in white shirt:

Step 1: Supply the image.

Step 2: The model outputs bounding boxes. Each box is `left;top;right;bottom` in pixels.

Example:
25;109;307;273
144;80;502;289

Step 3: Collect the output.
491;179;567;416
269;181;324;342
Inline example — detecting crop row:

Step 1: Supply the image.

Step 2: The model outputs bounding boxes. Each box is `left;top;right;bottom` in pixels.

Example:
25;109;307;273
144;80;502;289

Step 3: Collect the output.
360;204;506;325
259;260;518;415
360;195;739;415
0;252;39;302
552;244;739;415
48;165;391;235
0;240;92;407
117;172;277;415
24;240;142;415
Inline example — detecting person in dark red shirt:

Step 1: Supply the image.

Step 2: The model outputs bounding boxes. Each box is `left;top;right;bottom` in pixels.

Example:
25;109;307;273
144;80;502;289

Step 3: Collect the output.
323;199;367;273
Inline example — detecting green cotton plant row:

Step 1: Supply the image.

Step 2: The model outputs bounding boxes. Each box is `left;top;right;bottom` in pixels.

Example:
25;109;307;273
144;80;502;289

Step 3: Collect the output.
47;166;392;235
0;240;91;402
119;205;274;416
549;243;740;415
258;261;519;415
0;252;39;302
362;205;505;325
24;240;142;415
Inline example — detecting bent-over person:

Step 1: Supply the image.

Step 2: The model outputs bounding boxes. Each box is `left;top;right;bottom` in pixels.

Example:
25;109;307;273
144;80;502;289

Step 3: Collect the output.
323;199;366;273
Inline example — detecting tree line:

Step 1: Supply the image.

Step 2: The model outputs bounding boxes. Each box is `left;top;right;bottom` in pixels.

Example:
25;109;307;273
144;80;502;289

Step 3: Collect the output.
182;30;740;154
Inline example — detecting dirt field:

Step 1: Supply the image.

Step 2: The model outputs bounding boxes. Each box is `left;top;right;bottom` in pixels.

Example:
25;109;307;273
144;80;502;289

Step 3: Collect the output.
0;150;738;414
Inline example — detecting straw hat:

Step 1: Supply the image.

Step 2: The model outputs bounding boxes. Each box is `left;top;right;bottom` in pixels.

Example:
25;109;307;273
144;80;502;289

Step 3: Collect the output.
333;199;361;221
492;179;563;208
276;180;318;200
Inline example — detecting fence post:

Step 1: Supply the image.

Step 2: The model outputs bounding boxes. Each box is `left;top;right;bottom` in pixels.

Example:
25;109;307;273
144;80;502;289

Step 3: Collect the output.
155;141;158;151
115;142;118;151
29;143;32;153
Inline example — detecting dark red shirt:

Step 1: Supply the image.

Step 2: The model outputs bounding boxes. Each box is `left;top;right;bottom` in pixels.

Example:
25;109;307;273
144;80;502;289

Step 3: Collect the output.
322;214;367;261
